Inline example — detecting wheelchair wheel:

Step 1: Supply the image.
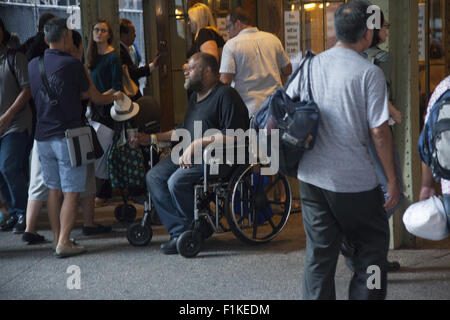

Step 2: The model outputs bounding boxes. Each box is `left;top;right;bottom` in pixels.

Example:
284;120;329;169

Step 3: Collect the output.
114;204;137;223
177;231;202;258
224;164;292;245
127;222;153;247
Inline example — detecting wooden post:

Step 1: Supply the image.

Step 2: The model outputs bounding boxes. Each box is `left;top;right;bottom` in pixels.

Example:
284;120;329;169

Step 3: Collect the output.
154;0;175;131
256;0;283;43
389;0;421;248
142;0;159;100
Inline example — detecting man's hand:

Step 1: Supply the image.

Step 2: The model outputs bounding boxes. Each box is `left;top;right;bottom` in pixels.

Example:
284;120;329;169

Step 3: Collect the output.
130;132;151;147
384;180;401;211
419;186;436;201
390;107;402;124
179;139;201;169
0;113;13;135
113;91;124;101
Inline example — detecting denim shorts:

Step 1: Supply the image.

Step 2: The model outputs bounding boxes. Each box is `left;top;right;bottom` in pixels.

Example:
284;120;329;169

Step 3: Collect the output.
37;137;87;193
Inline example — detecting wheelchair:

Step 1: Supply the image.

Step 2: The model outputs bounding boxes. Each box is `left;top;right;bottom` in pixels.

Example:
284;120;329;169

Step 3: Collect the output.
126;141;293;258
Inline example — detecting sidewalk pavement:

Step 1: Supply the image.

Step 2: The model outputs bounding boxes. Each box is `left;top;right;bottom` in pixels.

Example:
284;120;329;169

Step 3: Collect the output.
0;201;449;300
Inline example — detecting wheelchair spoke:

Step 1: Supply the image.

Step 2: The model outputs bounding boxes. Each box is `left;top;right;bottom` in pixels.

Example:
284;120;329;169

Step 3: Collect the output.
262;207;277;231
264;176;282;194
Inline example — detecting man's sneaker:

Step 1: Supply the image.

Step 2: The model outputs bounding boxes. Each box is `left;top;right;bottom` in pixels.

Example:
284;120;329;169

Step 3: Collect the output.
160;236;178;255
55;244;86;258
22;232;46;245
0;216;17;232
13;215;26;234
82;224;112;236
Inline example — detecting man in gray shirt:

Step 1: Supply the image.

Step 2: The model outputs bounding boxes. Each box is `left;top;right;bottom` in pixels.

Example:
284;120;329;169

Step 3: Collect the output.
286;1;400;300
0;18;32;233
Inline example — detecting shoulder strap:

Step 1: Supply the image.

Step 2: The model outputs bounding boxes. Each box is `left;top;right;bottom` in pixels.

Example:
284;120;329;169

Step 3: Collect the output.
39;56;58;106
283;50;315;91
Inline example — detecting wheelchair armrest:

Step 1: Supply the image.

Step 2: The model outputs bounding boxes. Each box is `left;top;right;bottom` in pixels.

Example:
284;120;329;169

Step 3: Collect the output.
202;142;247;192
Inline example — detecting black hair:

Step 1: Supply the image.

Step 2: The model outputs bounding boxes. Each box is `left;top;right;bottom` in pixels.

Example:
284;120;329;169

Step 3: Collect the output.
72;29;82;48
0;17;11;46
38;13;57;33
334;0;372;44
44;18;68;43
119;18;133;35
197;52;219;75
228;7;252;25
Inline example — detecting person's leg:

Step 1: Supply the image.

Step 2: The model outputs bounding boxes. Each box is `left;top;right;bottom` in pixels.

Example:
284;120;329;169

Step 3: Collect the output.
0;132;29;233
299;181;343;300
146;157;183;237
443;194;450;230
53;138;87;256
59;192;80;247
24;140;49;240
47;189;63;245
329;187;389;300
166;165;205;236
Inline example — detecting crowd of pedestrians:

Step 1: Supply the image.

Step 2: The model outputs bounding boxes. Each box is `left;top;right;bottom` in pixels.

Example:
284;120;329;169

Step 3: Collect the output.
0;0;448;300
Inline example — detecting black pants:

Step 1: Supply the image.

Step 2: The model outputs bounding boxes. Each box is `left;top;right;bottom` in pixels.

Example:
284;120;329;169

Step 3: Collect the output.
299;181;389;300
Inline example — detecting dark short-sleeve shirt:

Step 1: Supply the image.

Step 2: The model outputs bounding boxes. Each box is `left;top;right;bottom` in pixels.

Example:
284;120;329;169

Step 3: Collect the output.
89;50;122;93
28;49;90;141
187;28;225;59
180;83;249;141
0;46;32;138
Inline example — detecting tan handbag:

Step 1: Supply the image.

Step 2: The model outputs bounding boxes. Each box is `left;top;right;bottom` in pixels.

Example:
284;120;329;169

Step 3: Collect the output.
122;64;139;97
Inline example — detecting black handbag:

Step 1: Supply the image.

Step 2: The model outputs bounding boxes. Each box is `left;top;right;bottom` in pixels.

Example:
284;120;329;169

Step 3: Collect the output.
39;56;104;167
252;51;319;178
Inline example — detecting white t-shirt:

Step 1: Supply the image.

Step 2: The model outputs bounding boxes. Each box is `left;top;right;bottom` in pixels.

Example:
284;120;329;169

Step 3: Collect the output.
286;47;390;193
219;28;291;117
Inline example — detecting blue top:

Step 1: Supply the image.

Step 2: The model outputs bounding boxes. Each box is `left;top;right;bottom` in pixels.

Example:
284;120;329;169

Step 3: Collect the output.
89;50;122;93
28;49;90;141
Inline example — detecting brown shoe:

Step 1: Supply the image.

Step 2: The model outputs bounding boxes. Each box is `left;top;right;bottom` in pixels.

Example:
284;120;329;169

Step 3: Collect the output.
55;244;86;258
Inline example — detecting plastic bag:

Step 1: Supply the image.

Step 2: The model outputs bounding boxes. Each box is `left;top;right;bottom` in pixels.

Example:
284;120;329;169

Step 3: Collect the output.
403;196;449;241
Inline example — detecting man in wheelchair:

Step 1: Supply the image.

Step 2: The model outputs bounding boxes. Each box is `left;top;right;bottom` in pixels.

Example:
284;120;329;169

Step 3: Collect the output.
133;52;249;254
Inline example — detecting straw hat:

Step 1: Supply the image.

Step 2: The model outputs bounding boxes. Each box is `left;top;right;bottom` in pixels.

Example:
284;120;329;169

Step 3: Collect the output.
110;95;140;122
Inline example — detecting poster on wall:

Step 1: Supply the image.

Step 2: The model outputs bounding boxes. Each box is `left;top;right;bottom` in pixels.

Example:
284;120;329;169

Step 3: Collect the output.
284;11;301;66
418;3;425;61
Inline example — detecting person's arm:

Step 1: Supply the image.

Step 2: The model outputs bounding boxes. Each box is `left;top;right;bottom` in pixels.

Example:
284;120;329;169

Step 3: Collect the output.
179;133;227;169
133;130;175;146
388;101;402;124
220;73;234;86
200;40;220;61
0;87;31;135
419;162;436;201
81;68;123;105
370;122;400;211
280;63;293;85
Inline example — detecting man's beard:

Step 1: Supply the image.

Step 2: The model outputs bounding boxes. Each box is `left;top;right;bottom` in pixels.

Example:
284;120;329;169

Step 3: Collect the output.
184;73;204;92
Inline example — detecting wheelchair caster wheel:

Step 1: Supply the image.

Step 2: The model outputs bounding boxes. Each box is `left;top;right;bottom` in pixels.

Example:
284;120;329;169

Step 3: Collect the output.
114;204;137;223
176;231;202;258
127;222;153;247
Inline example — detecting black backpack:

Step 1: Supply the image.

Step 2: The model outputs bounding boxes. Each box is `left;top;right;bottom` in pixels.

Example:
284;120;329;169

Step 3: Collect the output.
251;51;319;178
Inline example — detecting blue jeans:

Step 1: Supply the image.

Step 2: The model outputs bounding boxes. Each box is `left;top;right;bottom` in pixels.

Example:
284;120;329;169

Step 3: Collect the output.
37;138;87;193
442;195;450;230
146;157;204;237
0;131;29;218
